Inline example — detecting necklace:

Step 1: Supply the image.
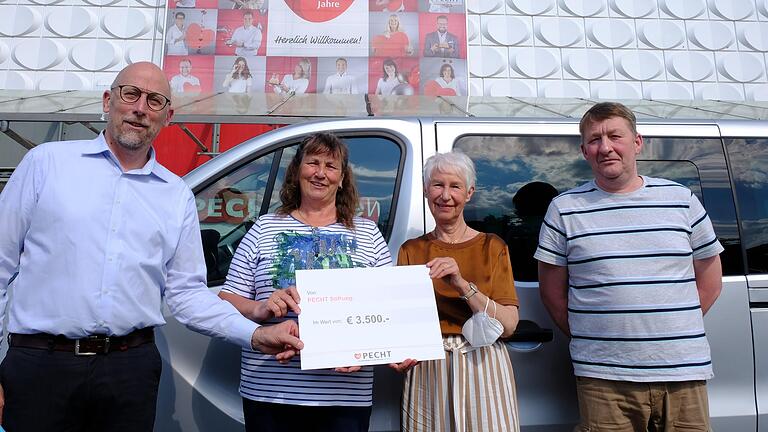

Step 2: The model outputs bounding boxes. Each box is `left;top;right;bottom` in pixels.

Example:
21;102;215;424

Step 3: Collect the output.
433;223;468;244
296;208;336;227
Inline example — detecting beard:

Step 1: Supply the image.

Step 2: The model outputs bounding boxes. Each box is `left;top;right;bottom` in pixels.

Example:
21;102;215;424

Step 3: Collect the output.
115;130;147;151
105;113;159;152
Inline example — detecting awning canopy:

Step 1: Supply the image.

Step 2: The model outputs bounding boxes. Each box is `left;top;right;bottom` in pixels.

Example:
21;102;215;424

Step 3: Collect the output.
3;90;768;123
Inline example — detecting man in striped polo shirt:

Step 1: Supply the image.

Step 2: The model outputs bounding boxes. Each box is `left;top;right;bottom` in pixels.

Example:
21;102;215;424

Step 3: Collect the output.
535;102;723;431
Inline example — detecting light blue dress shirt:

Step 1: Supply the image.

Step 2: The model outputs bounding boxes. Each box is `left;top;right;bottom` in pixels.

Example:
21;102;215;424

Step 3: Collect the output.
0;134;258;348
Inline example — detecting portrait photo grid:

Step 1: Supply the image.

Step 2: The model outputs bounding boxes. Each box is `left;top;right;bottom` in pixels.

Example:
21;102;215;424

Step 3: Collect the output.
162;0;468;97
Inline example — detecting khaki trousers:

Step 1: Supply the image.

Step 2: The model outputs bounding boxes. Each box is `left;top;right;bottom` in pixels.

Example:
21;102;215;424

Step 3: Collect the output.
574;376;710;432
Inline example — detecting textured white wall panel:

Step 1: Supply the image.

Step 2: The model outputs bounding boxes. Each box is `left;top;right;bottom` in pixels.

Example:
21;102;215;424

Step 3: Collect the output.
687;21;736;51
758;0;768;19
37;70;90;89
0;6;43;37
659;0;706;20
616;50;664;81
84;0;122;7
591;81;643;99
155;13;164;34
643;82;694;99
562;49;612;80
101;8;151;39
609;0;656;19
534;17;584;47
746;82;768;101
69;39;122;71
637;20;685;50
125;42;155;65
509;47;559;78
0;0;161;90
507;0;555;16
152;35;163;64
558;0;606;18
0;40;8;64
45;6;97;38
586;19;634;48
12;38;65;70
716;52;765;82
468;78;482;96
539;80;589;98
467;15;479;43
484;78;536;97
0;70;35;89
482;15;530;46
136;0;163;6
466;0;502;15
736;22;768;52
93;70;120;88
28;0;65;6
707;0;754;21
666;51;715;81
468;46;507;77
694;82;744;100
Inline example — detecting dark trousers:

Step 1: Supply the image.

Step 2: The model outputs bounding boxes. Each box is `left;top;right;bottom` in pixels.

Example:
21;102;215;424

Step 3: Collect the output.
0;343;162;432
243;398;372;432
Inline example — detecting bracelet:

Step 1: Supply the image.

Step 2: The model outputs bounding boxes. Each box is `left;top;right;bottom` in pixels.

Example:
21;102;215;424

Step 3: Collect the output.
459;282;478;301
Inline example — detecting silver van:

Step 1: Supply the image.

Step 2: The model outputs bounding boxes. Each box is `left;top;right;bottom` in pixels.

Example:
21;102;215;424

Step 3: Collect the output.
156;113;768;431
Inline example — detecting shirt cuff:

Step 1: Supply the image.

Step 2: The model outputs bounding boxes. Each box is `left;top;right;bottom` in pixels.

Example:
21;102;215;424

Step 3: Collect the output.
228;316;260;349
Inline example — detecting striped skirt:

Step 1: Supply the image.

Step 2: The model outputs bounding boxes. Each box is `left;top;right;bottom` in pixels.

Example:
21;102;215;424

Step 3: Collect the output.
401;335;520;432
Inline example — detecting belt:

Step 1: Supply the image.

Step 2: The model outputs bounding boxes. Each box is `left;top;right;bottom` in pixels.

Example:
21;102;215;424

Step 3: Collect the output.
8;327;154;356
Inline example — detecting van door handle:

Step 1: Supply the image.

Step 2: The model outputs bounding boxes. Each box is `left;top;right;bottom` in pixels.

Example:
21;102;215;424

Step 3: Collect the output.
503;319;554;352
505;319;554;343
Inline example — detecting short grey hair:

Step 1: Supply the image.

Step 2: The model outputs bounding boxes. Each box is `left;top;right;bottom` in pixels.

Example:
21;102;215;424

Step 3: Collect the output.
423;151;476;190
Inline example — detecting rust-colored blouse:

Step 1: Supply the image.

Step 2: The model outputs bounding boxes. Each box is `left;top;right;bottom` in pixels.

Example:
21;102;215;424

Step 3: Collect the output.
397;232;519;335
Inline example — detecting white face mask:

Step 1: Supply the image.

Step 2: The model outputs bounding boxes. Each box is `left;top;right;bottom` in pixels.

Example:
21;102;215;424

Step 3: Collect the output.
461;297;503;348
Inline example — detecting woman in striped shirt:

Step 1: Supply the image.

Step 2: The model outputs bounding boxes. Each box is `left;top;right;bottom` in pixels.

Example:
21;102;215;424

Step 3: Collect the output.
219;132;391;432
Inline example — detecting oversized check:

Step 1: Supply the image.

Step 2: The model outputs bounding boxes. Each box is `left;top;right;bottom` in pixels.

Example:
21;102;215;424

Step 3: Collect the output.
295;265;444;370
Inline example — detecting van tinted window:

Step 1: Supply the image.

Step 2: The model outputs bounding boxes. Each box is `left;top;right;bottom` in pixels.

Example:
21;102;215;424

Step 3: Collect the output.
455;134;741;282
725;138;768;274
196;136;402;285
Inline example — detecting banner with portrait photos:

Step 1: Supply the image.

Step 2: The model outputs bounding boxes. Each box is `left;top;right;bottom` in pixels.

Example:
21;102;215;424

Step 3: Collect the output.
161;0;468;98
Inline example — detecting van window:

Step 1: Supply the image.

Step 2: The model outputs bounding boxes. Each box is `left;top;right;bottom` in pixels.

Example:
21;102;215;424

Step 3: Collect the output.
455;134;740;282
196;135;402;285
725;138;768;274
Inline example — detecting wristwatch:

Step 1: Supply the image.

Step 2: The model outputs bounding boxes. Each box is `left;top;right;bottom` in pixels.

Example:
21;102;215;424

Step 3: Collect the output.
459;282;478;301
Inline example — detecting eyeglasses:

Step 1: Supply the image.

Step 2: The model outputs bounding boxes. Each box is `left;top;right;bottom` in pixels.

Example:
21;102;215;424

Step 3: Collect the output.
111;85;171;111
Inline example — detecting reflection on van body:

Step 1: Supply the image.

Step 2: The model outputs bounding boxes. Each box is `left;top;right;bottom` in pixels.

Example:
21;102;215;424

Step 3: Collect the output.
154;118;768;431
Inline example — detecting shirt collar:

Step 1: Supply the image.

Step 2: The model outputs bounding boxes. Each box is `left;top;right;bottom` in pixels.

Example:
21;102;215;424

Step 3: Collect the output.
84;133;173;183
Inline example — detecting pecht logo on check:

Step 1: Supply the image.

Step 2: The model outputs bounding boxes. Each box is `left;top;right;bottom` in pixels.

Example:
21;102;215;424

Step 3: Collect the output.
354;350;391;362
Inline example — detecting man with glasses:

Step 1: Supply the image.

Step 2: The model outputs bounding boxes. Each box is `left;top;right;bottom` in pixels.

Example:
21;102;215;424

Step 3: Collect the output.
0;62;303;431
423;15;459;58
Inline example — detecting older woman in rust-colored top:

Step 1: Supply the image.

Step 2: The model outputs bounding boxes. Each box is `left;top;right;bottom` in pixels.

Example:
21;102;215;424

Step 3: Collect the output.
392;151;521;432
